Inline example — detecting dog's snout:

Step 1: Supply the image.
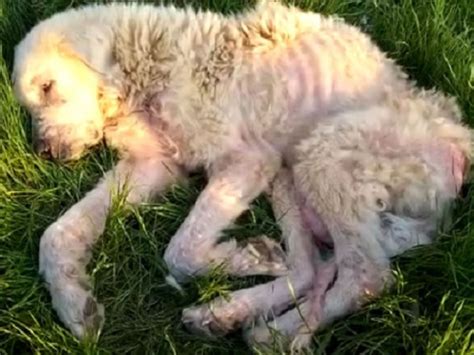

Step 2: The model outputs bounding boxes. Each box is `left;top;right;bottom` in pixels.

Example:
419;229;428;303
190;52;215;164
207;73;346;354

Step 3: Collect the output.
33;137;53;159
39;146;53;160
33;137;72;161
57;144;72;161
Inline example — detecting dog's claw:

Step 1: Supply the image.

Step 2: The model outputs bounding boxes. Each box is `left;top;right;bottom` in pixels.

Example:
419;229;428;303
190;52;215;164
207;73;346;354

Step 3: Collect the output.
48;283;104;340
182;299;252;338
234;235;288;276
182;306;227;338
81;296;105;339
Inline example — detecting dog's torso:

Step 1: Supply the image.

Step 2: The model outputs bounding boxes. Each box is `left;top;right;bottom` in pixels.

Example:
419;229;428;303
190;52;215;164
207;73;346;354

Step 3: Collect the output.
102;2;409;171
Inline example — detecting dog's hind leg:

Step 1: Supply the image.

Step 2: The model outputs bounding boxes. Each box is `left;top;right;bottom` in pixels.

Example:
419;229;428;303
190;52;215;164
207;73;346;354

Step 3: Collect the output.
39;157;182;339
245;223;391;351
296;224;392;350
246;94;472;351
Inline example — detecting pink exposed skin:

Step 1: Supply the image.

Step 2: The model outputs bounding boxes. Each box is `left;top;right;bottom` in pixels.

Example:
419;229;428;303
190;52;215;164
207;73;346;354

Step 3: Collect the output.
423;141;468;195
295;188;333;249
305;260;338;338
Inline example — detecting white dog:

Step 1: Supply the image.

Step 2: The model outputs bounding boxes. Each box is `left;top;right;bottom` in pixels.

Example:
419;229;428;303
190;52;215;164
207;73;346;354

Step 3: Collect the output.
12;0;471;350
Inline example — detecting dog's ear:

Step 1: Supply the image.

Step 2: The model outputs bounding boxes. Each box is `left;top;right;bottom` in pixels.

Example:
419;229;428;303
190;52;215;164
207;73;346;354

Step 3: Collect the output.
58;28;116;77
59;29;125;116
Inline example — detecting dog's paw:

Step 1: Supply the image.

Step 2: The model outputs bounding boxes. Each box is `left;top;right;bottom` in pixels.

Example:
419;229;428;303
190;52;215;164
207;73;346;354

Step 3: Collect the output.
245;320;313;354
290;331;314;353
234;235;288;276
243;299;315;352
182;298;252;337
49;283;104;340
39;220;104;339
182;307;227;338
244;316;276;347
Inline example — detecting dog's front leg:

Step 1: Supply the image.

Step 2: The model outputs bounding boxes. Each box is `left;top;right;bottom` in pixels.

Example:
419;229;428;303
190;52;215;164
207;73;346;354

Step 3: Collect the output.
164;142;282;283
180;169;315;338
39;157;182;339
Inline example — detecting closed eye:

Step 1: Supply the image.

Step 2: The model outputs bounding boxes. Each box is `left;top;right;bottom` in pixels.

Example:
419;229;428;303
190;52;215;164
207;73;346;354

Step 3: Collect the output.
41;81;54;95
39;80;65;106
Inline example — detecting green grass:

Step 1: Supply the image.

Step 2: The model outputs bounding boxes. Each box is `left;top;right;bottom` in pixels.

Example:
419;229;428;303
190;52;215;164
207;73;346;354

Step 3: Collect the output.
0;0;473;353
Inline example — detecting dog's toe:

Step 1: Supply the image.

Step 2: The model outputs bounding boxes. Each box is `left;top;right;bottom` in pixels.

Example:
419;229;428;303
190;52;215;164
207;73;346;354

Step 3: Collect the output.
243;317;275;347
235;235;288;276
182;300;251;338
49;282;104;340
290;331;314;353
182;306;228;338
81;296;105;339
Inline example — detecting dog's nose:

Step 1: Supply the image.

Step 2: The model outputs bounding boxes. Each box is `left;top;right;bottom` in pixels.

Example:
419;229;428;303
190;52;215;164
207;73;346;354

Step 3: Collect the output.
56;144;72;161
33;138;53;160
37;144;53;160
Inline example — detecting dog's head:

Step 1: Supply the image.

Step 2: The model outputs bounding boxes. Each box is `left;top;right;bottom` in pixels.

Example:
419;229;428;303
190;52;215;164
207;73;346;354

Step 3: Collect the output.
12;15;120;161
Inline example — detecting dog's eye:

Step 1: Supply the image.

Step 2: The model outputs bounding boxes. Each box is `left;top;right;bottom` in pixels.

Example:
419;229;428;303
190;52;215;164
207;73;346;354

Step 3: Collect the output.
41;81;54;95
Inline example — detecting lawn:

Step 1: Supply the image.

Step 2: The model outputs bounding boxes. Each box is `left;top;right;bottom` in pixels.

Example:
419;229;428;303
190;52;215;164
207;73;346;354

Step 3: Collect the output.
0;0;473;354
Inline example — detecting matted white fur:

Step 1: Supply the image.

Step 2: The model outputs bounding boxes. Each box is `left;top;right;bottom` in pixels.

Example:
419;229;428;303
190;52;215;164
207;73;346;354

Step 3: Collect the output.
12;0;472;350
